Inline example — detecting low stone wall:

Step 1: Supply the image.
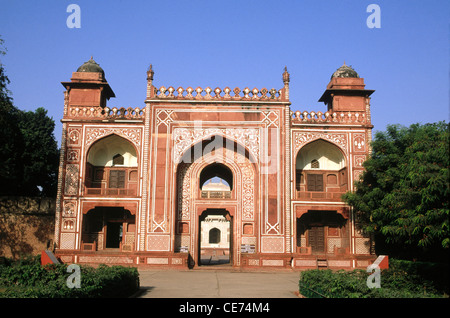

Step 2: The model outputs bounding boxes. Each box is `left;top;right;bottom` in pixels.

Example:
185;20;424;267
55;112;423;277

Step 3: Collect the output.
0;196;56;259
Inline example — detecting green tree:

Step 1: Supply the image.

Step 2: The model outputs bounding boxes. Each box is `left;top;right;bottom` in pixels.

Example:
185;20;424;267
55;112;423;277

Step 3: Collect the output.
0;37;25;195
16;108;59;196
343;122;449;261
0;37;59;197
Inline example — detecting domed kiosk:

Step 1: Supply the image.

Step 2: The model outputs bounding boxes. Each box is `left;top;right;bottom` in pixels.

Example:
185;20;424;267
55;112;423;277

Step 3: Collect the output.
61;57;115;108
319;62;374;112
76;57;106;78
331;62;359;79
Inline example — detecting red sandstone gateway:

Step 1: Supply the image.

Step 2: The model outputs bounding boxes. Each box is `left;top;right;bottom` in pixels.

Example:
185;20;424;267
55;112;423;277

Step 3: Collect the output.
54;59;376;269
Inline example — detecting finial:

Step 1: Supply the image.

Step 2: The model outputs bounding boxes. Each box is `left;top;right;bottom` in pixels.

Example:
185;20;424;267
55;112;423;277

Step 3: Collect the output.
282;66;290;101
283;66;290;84
147;64;154;81
146;64;155;98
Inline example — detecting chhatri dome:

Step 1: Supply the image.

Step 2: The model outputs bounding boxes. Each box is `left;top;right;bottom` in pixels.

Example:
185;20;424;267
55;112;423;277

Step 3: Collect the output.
331;62;359;79
76;57;105;77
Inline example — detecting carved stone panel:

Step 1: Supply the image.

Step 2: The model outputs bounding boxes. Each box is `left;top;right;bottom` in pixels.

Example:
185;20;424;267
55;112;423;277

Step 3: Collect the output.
173;128;260;163
64;164;79;195
293;131;348;156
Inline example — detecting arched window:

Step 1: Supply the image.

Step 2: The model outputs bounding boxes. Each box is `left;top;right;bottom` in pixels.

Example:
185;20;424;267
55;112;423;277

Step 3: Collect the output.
200;163;233;191
209;228;221;244
113;153;124;165
311;159;319;169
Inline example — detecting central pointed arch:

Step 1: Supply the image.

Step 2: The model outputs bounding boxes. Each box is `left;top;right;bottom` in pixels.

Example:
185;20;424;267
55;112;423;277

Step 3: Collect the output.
174;134;259;268
199;162;233;191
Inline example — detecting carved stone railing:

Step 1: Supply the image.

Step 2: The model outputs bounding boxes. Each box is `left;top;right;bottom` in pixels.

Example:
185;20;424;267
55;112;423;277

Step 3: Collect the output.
67;106;145;120
201;191;232;199
103;107;145;119
292;110;368;124
150;86;286;101
296;190;346;201
85;186;137;197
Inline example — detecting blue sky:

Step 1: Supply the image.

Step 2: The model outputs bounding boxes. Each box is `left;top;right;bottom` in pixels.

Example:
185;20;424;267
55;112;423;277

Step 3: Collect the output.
1;0;448;146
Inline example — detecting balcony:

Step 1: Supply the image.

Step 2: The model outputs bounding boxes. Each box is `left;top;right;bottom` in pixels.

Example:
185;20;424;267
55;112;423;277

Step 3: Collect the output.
296;189;346;202
85;185;137;197
201;191;232;199
84;165;138;197
295;169;348;202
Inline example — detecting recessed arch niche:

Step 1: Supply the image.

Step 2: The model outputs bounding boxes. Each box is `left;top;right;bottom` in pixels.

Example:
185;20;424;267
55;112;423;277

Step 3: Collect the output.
86;134;138;167
296;139;345;171
295;139;348;194
84;134;139;195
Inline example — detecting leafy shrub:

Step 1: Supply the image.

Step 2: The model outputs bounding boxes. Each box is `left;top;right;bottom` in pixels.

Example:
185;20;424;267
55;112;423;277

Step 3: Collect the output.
388;259;449;295
299;269;370;298
0;256;140;298
299;259;446;298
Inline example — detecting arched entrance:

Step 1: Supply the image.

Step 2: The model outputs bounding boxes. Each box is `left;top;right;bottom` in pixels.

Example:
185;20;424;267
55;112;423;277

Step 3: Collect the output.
198;209;232;266
82;207;135;251
174;135;258;268
296;210;349;255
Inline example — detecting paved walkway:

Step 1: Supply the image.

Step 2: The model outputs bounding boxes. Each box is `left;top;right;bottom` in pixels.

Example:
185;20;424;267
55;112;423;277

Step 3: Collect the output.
134;268;302;298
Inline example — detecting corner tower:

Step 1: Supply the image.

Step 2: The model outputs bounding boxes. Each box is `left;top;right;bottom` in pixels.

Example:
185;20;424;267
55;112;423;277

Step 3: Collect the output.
54;59;145;262
290;63;376;270
61;57;115;113
319;63;374;114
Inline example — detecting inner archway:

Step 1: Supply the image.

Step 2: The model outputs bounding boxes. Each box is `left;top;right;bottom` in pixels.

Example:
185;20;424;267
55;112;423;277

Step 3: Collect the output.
199;162;233;199
199;162;233;190
198;209;232;266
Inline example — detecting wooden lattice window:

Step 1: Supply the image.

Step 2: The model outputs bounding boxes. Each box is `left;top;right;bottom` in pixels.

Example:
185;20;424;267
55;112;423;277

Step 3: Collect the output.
311;159;319;169
109;170;125;188
307;174;323;192
308;226;325;253
113;154;124;166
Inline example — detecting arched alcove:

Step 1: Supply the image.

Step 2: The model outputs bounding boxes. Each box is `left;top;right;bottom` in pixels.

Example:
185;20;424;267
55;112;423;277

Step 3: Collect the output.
84;134;139;196
87;134;138;167
296;139;345;171
295;139;348;199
